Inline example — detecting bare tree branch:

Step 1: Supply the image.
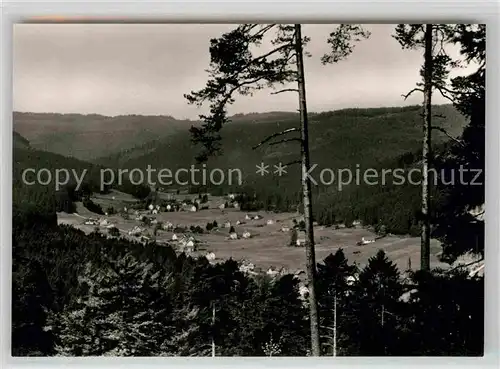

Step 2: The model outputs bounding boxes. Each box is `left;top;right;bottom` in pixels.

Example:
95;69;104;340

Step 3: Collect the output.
435;85;456;103
420;113;446;119
271;88;299;95
251;24;276;38
283;159;301;167
402;88;424;100
445;257;484;274
269;137;302;146
431;126;464;146
472;210;485;219
252;128;300;150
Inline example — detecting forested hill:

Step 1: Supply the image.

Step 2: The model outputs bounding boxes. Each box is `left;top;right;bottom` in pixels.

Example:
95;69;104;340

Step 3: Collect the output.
96;104;466;180
13;131;31;150
13;141;151;214
13;112;193;161
14;105;465;165
12;104;467;236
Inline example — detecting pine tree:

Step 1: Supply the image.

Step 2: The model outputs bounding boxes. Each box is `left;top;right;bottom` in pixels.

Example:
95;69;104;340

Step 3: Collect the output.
393;24;458;271
49;255;174;356
346;250;403;355
184;23;369;355
431;24;485;263
316;249;357;356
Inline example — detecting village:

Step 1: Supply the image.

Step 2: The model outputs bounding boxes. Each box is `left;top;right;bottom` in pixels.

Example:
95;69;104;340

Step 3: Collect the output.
57;188;458;294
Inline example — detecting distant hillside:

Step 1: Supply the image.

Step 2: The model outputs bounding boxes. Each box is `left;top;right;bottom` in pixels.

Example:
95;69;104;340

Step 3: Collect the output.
92;104;467;236
13;131;31;150
13;112;195;161
13;146;150;213
97;104;467;183
12;104;468;236
12;111;310;161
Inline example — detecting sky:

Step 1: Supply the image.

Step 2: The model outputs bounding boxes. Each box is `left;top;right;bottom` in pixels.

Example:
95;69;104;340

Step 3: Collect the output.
13;23;466;119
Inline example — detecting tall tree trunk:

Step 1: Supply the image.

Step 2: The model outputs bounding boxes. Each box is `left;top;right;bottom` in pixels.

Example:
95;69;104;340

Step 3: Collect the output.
294;23;321;357
421;24;433;271
333;294;337;357
211;304;215;357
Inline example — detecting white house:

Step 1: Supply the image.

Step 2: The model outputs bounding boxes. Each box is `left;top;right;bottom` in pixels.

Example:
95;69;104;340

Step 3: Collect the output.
266;219;274;225
189;205;197;212
99;219;109;227
152;209;158;215
236;220;241;225
254;215;262;220
219;203;226;210
166;204;172;211
399;288;419;303
233;202;240;210
171;233;178;241
228;194;236;200
242;231;251;239
224;221;231;228
245;214;252;220
128;226;143;236
296;238;305;246
206;252;216;261
347;276;356;285
360;237;375;245
183;242;195;253
239;262;255;273
163;221;173;230
281;226;290;232
148;204;154;211
299;285;309;300
266;268;279;277
229;232;238;240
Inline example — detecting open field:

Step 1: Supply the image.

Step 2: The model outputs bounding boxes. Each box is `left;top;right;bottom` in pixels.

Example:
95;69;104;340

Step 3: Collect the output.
57;191;448;274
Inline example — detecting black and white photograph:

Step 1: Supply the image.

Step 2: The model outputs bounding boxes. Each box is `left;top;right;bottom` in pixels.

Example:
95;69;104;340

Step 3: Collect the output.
11;22;485;357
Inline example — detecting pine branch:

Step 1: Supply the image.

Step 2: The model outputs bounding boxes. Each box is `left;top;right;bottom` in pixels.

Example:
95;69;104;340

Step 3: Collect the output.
401;88;424;100
252;128;300;149
445;257;484;274
435;85;456;103
227;43;292;83
251;24;277;39
284;159;301;167
269;137;302;146
431;126;464;146
271;88;299;95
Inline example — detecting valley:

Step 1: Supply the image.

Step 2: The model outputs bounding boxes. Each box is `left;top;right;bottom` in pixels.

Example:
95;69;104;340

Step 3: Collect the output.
57;190;447;274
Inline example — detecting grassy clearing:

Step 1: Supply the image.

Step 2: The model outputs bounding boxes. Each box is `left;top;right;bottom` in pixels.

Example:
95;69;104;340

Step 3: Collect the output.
57;192;447;273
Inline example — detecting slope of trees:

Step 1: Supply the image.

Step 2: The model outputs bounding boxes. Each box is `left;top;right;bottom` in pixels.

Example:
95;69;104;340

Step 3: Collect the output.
12;206;484;356
13;146;151;216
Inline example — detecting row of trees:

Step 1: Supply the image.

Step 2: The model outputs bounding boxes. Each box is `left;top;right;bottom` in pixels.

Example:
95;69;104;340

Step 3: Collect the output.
12;207;483;356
